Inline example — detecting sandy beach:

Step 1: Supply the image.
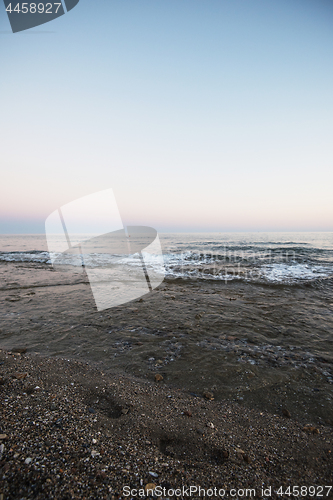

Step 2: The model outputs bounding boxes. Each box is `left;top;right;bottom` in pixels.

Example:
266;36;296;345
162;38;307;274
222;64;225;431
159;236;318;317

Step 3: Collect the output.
0;348;332;500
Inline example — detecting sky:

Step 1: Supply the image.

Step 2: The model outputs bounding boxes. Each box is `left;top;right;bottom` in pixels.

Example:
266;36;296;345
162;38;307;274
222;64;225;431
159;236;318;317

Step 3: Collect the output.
1;0;333;233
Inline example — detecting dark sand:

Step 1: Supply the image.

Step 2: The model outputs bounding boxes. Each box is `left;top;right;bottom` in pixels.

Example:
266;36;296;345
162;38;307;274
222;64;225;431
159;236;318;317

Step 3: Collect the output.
0;349;332;500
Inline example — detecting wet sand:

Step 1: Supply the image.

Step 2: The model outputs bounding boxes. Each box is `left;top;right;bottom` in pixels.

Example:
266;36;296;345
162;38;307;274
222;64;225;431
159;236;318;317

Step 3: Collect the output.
0;349;332;500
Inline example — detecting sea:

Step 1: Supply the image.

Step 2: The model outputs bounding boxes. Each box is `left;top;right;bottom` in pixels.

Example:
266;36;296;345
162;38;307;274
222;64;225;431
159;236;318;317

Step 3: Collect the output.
1;232;333;284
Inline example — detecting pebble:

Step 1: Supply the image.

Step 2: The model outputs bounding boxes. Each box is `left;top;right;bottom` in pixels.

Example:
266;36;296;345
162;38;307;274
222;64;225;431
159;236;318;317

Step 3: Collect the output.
24;457;32;464
145;483;156;491
0;434;8;440
303;425;319;434
149;471;158;478
12;348;27;354
203;391;214;400
12;372;28;380
154;374;163;382
88;407;96;414
183;410;192;417
207;422;215;429
282;408;291;418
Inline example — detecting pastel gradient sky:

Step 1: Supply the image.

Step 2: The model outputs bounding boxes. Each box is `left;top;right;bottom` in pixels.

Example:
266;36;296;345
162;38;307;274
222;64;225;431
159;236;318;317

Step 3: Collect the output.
1;0;333;233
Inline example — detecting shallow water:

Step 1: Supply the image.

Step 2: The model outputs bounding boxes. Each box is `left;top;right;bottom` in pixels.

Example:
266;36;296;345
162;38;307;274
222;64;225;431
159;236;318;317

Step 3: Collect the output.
0;233;332;424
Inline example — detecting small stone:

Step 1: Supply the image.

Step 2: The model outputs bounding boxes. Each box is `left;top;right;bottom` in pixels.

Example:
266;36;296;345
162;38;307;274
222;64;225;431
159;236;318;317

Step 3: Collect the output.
25;457;32;464
0;434;8;440
243;454;251;463
145;483;156;492
227;336;236;341
183;410;192;417
154;374;163;382
12;348;27;354
303;425;319;434
203;391;214;400
149;471;158;478
0;378;4;385
12;373;28;380
54;418;63;427
121;408;129;414
92;439;97;444
88;407;96;414
207;422;215;429
91;450;100;457
282;408;291;418
195;313;202;320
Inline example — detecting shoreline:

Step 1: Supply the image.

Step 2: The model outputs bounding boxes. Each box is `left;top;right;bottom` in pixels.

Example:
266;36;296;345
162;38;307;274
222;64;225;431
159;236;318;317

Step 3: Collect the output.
1;261;333;427
1;349;332;499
